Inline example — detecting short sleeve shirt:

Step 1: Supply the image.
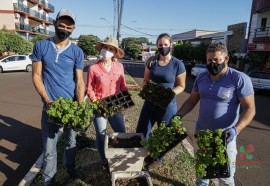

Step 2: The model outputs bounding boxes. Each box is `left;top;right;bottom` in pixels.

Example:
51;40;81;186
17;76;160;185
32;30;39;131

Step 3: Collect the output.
149;56;186;88
30;38;84;101
193;68;254;133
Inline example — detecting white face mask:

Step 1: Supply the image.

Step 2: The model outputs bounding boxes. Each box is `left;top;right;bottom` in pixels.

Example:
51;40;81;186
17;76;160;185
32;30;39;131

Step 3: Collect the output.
100;49;114;60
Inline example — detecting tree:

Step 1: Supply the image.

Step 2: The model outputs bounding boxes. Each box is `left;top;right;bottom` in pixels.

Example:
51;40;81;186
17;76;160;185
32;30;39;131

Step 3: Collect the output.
173;42;208;63
121;37;149;49
124;44;141;60
0;30;33;54
31;34;49;44
77;35;100;57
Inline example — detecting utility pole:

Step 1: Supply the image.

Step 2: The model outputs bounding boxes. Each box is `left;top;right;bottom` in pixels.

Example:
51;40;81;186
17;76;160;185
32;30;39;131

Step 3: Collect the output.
116;0;124;45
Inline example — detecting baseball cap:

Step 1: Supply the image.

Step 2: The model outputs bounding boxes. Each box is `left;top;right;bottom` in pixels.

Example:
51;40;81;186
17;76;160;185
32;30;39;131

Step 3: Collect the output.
56;9;76;24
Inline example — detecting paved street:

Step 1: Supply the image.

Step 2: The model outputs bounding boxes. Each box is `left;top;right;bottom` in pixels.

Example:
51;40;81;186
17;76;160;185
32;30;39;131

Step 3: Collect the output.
0;60;269;185
123;61;270;186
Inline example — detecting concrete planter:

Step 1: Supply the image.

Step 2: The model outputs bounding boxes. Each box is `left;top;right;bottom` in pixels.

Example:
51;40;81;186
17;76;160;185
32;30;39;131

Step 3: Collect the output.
111;171;153;186
105;133;148;172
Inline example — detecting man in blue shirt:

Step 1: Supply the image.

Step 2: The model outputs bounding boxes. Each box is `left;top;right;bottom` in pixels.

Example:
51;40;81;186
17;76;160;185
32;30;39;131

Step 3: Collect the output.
31;9;85;185
176;42;255;186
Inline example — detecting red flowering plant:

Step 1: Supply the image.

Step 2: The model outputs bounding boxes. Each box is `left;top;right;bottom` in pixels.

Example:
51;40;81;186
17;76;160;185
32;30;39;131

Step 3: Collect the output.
196;129;229;178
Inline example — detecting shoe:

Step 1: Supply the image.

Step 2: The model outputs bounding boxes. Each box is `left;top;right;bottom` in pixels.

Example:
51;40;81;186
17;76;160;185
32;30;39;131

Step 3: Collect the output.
147;159;162;170
44;176;56;186
102;161;110;173
67;170;83;180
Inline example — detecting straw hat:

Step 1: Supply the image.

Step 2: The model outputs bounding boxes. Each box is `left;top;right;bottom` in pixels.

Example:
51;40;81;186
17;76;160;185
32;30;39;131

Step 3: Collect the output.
95;37;124;58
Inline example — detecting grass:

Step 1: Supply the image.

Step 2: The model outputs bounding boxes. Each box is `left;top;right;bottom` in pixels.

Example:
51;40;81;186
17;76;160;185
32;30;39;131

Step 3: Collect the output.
31;80;197;185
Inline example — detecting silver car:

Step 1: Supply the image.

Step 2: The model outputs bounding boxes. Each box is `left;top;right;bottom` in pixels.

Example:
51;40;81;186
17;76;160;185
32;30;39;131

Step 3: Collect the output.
248;71;270;91
191;64;207;79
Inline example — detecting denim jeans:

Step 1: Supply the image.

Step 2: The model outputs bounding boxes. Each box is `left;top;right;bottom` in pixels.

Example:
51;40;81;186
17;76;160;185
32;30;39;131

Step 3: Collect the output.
93;111;126;162
195;136;237;186
136;99;177;140
41;108;77;183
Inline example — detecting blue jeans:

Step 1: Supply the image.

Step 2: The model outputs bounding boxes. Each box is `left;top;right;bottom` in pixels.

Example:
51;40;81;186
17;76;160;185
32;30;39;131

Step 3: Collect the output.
136;99;177;140
41;108;77;183
196;137;237;186
93;111;126;162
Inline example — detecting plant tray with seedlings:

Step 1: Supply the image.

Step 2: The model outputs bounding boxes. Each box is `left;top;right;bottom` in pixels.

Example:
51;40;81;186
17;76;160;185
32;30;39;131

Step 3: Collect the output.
141;116;187;161
97;90;135;117
196;129;230;179
47;97;97;132
111;171;153;186
139;81;175;109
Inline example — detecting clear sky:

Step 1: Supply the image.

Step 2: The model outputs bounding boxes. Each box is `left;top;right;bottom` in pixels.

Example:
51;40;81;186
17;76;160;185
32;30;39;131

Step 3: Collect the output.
48;0;253;43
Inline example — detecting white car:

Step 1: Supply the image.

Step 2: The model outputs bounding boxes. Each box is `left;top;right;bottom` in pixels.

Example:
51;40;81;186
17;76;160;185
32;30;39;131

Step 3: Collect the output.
0;55;32;73
87;56;98;60
248;71;270;91
191;64;207;78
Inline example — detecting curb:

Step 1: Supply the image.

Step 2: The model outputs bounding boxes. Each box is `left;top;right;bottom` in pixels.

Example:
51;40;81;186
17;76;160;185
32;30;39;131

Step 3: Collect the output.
19;153;43;186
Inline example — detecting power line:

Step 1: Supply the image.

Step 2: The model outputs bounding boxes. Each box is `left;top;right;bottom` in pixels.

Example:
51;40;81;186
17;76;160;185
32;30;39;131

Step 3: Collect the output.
121;24;156;37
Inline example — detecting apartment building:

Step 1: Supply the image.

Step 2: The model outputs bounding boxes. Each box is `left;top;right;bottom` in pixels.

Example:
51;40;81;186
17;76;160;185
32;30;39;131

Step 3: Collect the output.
0;0;55;41
247;0;270;70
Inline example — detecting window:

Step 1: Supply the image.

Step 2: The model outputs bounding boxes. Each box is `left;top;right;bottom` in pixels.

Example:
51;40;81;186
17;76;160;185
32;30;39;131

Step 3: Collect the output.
261;18;267;31
18;56;26;60
3;57;15;62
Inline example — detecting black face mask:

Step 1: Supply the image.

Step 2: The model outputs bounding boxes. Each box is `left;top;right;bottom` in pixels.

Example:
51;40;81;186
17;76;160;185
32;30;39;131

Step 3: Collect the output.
207;61;226;76
55;28;72;41
158;47;171;56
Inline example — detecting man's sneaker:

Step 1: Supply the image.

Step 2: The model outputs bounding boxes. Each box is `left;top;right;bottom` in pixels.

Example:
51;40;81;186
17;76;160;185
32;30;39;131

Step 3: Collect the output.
147;159;162;170
67;170;83;180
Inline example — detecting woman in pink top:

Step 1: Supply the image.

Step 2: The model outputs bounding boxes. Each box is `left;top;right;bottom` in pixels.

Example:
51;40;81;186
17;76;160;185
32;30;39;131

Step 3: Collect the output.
86;37;127;169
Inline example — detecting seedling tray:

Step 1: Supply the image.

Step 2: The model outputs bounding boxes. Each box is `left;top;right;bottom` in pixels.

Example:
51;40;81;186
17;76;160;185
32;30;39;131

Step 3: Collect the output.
97;91;135;117
146;132;187;165
47;118;90;133
139;81;175;109
197;132;230;179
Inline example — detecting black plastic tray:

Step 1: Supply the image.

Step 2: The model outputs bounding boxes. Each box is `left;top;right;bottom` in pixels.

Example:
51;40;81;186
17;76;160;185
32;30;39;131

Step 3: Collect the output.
48;118;90;133
200;133;230;179
97;91;135;117
146;132;187;165
139;81;174;109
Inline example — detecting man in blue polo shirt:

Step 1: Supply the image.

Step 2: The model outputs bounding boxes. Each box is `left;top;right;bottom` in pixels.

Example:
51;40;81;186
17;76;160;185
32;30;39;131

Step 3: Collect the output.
175;42;255;186
31;9;85;185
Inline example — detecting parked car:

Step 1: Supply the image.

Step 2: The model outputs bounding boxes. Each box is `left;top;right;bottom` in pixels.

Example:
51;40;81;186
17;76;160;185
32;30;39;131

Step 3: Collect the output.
87;56;98;60
191;64;207;78
248;71;270;91
0;55;32;73
121;55;133;60
181;60;195;76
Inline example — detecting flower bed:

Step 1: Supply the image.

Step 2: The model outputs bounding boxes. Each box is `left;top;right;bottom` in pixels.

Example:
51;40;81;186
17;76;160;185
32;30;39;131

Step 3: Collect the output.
97;91;135;117
141;116;187;161
195;129;230;179
47;97;97;132
112;171;153;186
139;81;175;109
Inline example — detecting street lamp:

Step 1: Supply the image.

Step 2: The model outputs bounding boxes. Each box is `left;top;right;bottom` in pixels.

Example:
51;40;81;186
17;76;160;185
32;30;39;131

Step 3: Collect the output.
100;17;115;38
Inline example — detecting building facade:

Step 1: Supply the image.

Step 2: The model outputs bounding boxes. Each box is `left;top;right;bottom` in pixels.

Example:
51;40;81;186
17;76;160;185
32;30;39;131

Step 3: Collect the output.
0;0;54;41
172;22;247;54
247;0;270;71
